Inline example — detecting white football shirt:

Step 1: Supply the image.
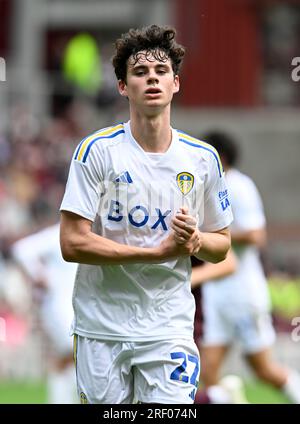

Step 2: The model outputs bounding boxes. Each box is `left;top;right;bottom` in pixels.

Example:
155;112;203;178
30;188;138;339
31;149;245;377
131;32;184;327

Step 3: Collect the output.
203;168;271;309
60;121;233;341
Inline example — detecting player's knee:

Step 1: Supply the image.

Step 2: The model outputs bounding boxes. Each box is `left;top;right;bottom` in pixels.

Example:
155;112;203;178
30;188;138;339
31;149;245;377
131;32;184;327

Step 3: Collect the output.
254;365;270;382
252;360;280;384
252;361;288;387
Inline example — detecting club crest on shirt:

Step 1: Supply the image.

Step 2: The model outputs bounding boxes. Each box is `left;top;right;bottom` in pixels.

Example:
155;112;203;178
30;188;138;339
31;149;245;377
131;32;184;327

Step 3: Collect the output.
176;172;194;195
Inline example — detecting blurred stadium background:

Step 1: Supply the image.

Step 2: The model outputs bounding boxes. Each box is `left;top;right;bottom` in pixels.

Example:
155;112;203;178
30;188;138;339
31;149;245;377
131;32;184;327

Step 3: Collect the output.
0;0;299;403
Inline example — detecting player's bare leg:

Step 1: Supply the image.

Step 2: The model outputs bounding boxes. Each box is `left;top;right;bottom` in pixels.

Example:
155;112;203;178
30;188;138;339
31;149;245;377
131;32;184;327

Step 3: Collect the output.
195;344;241;404
245;348;288;388
245;347;300;403
200;345;229;386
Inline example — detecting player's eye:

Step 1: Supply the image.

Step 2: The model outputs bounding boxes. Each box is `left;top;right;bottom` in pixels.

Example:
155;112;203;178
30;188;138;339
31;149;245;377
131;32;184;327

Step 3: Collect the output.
134;69;146;76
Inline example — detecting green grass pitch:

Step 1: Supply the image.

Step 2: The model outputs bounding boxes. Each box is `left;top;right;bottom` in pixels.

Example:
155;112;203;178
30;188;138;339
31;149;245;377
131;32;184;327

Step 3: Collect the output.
0;379;291;404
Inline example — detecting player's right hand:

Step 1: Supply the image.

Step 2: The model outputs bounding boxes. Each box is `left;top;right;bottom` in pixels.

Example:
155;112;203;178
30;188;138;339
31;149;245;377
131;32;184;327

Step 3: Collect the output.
159;229;202;259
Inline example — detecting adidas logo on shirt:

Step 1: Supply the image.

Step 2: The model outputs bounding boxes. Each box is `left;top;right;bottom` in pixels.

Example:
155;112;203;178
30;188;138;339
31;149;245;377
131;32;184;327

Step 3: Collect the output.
115;171;133;183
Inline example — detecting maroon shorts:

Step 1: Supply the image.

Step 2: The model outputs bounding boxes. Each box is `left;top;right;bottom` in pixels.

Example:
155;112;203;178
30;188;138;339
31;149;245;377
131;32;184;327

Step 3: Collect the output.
191;257;204;349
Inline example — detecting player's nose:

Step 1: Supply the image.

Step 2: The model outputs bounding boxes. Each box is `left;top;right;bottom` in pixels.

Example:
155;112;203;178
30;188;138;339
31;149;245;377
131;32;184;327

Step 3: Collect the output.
147;71;159;84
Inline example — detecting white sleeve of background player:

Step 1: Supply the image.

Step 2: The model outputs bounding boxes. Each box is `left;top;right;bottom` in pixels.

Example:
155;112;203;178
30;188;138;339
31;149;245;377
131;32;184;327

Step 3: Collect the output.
200;157;233;232
60;146;104;222
11;225;59;281
231;176;266;231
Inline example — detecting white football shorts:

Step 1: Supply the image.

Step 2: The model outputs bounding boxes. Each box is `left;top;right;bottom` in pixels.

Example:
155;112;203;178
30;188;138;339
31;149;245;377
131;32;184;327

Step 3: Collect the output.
201;302;276;354
73;335;200;404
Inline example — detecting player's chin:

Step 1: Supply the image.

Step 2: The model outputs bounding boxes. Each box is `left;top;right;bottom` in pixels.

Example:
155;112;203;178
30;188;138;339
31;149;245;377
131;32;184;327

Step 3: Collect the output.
145;100;170;113
144;99;164;107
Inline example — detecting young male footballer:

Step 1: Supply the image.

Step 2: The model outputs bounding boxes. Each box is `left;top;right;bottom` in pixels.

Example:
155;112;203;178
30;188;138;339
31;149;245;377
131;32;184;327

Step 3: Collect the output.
60;25;233;404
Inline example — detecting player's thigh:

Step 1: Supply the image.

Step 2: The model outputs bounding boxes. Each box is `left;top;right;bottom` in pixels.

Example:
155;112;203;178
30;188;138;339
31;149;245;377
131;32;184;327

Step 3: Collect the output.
134;339;200;404
74;335;134;404
245;347;288;386
245;347;274;373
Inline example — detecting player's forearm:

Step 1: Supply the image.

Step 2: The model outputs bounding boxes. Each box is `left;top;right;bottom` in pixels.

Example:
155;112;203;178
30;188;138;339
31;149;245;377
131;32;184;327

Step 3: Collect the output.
231;228;266;248
61;231;162;265
194;229;231;263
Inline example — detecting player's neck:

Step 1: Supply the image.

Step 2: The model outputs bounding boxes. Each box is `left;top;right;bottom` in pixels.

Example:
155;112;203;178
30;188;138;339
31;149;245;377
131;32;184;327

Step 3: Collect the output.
129;110;172;153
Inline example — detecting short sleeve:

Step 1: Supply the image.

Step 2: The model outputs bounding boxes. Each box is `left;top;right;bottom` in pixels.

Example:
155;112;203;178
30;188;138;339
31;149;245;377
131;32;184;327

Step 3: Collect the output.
12;225;59;280
60;145;104;222
230;176;266;231
200;158;233;232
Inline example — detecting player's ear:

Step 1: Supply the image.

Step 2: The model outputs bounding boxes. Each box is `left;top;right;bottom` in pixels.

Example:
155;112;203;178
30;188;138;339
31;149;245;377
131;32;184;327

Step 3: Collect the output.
173;75;180;94
118;80;128;97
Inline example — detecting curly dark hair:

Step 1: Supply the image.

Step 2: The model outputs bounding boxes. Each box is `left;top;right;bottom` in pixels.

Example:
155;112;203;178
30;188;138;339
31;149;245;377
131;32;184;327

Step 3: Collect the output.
112;25;185;82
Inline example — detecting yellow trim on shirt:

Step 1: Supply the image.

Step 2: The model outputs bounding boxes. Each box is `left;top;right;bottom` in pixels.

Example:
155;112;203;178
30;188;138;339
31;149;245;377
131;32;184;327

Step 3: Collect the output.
77;124;124;161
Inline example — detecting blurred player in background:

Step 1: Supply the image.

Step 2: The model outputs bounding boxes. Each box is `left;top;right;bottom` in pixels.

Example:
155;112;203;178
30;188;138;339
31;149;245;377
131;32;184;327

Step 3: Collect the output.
191;253;245;404
11;223;77;404
191;253;237;354
59;25;233;404
192;131;300;404
192;252;250;403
